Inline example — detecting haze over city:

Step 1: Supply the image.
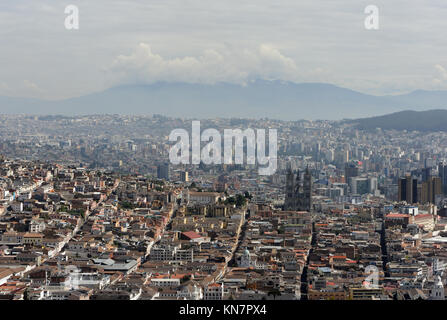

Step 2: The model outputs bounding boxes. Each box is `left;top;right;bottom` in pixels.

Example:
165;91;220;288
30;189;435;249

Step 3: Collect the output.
1;0;447;306
1;1;447;102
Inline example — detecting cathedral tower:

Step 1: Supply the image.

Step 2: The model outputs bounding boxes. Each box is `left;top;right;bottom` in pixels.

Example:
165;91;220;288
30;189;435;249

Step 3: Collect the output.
284;166;312;211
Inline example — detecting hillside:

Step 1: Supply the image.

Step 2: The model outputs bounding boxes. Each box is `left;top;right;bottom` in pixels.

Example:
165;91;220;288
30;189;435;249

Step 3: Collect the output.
2;81;447;120
348;110;447;132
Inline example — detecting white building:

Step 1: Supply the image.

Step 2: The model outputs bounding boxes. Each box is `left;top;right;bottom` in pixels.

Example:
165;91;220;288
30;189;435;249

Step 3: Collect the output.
186;191;220;205
10;202;23;212
204;283;224;300
239;248;256;268
430;276;445;300
177;284;203;300
150;277;181;287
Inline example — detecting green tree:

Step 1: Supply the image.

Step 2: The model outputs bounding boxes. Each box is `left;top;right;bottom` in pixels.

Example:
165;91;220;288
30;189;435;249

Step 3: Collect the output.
235;194;247;207
23;288;30;300
119;201;135;209
225;196;236;205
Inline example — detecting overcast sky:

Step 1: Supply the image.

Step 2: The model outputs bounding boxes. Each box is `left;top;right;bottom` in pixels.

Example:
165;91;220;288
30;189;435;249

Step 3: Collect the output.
1;0;447;99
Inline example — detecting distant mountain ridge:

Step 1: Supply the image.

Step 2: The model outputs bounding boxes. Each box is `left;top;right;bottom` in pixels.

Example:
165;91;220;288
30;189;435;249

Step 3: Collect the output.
1;80;447;120
348;109;447;132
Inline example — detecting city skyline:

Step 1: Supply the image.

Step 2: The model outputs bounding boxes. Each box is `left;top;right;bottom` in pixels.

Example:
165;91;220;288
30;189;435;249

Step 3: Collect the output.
0;113;446;301
2;0;447;305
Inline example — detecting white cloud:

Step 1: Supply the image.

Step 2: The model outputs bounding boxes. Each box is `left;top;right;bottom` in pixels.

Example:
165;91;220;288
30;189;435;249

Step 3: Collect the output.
430;64;447;90
434;64;447;82
2;0;447;98
23;80;44;96
107;43;300;86
0;82;11;94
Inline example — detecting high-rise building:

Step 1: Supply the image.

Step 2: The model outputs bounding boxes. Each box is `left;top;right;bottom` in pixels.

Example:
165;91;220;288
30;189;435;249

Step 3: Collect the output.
345;162;359;185
349;177;368;195
422;167;432;182
411;167;433;183
398;176;418;204
180;171;189;182
348;176;378;195
284;166;312;211
157;162;170;180
335;150;349;166
314;143;321;161
421;176;442;204
324;149;334;162
439;162;447;195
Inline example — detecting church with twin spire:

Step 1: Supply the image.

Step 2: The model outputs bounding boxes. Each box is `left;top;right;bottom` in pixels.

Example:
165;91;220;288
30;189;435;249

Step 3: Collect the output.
284;166;312;212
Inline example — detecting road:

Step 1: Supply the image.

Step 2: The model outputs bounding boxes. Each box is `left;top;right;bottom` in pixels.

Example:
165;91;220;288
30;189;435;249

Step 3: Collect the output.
300;220;316;300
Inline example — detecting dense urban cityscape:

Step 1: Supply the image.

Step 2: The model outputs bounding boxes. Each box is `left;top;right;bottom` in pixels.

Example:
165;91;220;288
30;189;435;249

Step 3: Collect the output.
0;114;446;300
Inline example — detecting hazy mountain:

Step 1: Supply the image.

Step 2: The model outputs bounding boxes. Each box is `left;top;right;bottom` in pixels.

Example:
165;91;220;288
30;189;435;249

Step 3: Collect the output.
348;109;447;132
384;90;447;109
1;80;447;120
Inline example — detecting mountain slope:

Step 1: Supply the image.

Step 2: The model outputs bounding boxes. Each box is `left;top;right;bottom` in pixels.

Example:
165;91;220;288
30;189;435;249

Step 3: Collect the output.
348;109;447;131
1;81;447;120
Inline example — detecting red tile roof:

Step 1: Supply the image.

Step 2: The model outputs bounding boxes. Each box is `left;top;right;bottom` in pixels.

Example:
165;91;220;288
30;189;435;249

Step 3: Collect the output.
386;213;409;218
182;231;202;239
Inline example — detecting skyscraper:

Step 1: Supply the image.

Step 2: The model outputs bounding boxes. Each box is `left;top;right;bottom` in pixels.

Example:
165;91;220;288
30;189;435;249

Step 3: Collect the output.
398;176;418;204
345;162;359;186
421;176;442;204
157;162;170;180
439;162;447;195
180;171;189;182
422;167;432;182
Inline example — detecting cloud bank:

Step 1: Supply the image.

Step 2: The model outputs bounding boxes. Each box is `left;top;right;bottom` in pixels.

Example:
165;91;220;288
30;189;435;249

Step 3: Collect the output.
2;0;447;98
107;43;300;86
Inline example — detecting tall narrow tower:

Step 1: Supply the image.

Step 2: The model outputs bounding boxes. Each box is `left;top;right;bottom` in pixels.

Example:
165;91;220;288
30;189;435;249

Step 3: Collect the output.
285;167;296;210
284;166;312;212
303;166;312;211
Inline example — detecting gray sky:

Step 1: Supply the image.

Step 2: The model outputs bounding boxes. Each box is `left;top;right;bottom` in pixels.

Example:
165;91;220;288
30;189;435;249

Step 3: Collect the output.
1;0;447;99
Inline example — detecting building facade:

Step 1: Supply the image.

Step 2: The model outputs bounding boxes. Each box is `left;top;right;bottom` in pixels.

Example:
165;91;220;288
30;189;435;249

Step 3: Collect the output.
284;167;312;212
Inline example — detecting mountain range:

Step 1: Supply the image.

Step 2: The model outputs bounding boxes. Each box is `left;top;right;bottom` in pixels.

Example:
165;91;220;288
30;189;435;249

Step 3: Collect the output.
2;80;447;120
348;109;447;132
